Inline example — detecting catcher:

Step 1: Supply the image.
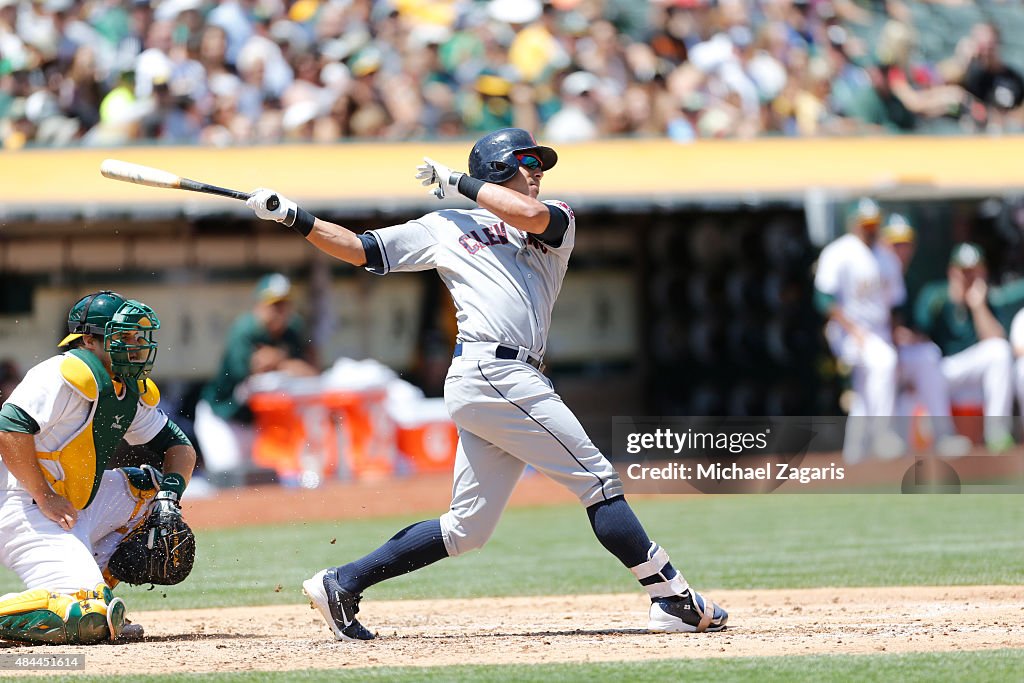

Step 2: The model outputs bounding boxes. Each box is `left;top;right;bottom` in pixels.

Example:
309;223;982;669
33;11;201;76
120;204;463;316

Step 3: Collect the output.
0;291;196;644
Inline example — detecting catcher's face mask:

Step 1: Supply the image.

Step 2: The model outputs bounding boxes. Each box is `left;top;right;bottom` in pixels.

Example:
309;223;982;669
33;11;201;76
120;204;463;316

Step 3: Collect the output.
104;300;160;381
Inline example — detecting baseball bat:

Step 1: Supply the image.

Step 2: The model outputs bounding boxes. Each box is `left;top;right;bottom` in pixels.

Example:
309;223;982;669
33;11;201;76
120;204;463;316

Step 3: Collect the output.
99;159;279;211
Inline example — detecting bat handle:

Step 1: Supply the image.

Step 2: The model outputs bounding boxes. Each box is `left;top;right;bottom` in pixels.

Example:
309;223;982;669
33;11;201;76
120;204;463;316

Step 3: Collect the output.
266;195;280;211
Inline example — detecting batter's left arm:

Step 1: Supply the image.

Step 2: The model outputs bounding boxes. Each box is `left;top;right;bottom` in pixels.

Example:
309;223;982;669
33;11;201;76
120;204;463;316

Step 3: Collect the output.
473;184;554;234
416;156;565;237
476;186;571;246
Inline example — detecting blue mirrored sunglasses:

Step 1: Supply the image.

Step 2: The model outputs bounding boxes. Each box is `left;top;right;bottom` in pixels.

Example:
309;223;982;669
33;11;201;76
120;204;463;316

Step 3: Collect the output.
515;153;543;171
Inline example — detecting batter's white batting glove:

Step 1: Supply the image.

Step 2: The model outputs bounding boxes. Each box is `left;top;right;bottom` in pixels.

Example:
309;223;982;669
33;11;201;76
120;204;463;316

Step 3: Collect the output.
416;157;464;200
247;188;293;222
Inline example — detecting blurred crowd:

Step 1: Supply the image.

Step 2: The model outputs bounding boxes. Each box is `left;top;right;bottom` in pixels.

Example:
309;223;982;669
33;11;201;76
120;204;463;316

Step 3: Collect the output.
2;0;1023;148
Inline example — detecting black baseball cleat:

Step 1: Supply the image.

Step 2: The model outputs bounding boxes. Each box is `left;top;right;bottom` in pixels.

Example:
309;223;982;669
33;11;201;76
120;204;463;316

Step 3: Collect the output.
117;621;145;641
648;589;728;633
302;568;375;641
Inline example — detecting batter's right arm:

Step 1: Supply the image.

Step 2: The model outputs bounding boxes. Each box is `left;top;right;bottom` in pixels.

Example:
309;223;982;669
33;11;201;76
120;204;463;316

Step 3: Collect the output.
0;430;77;528
247;189;369;267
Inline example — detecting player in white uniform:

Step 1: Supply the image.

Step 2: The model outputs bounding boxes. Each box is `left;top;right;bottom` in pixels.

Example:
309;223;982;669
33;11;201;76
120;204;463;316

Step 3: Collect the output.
882;214;971;457
246;128;728;640
1011;308;1024;435
914;244;1018;452
815;201;961;462
0;291;196;643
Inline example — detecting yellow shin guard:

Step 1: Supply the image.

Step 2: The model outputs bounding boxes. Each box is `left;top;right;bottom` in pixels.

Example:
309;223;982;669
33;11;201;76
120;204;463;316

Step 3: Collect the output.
0;584;125;644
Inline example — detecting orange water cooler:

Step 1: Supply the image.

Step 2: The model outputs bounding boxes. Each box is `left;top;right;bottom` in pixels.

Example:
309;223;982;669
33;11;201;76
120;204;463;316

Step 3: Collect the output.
249;387;397;485
322;388;397;481
395;417;458;473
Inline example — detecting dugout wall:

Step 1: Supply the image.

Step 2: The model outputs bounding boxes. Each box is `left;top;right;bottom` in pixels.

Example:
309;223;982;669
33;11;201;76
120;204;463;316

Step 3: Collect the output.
3;138;1024;451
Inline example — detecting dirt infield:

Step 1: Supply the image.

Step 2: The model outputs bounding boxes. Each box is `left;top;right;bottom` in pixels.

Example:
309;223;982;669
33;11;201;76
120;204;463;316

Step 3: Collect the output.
180;471;578;530
5;462;1021;675
3;586;1022;675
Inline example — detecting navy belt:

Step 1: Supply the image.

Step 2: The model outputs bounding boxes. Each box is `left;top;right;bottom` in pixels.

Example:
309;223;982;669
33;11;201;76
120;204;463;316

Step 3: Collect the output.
453;342;544;370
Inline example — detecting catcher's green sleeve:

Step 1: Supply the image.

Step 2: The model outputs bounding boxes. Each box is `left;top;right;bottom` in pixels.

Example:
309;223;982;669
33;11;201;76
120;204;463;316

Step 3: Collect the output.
143;419;191;453
0;403;39;434
143;420;191;499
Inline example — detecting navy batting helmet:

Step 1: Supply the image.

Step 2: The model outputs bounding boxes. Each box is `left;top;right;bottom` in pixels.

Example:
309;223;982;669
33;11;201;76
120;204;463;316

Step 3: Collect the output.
468;128;558;183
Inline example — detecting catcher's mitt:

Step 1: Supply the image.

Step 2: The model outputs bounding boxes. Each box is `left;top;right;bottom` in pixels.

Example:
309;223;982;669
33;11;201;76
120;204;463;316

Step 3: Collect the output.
108;491;195;586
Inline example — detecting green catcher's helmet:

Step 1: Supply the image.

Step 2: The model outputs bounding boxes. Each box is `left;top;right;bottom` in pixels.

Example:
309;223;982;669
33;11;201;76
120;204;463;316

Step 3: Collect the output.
59;291;161;381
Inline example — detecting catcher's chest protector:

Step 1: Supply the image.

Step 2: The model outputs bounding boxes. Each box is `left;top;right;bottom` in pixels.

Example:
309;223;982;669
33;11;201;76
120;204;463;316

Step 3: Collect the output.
41;349;139;509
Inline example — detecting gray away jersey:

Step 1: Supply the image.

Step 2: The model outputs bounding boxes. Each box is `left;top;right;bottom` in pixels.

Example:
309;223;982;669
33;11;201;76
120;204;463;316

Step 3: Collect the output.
365;200;576;357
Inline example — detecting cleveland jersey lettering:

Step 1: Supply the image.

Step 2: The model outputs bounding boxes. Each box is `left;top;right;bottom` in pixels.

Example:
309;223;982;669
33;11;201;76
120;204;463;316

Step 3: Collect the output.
459;222;509;254
365;201;575;357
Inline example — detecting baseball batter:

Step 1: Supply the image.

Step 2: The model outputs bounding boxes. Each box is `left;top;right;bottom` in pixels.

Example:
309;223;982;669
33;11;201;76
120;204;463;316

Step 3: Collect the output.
0;291;196;643
247;128;728;640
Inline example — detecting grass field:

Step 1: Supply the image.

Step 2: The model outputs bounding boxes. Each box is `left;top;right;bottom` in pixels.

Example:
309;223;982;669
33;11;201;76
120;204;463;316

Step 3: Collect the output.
23;648;1024;683
1;494;1020;610
0;494;1020;680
